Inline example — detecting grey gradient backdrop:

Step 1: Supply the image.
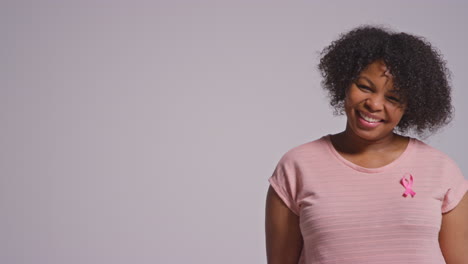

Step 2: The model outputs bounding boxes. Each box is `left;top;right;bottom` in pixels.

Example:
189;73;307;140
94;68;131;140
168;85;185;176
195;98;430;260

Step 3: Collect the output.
2;1;468;263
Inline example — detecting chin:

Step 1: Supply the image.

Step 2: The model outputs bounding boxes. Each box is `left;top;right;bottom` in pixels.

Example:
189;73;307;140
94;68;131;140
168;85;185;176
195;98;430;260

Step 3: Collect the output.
357;132;391;142
347;120;394;142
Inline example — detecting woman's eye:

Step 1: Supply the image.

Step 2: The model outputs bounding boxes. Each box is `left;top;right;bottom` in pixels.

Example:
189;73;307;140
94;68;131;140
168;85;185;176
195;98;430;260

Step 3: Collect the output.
387;96;401;103
357;84;371;91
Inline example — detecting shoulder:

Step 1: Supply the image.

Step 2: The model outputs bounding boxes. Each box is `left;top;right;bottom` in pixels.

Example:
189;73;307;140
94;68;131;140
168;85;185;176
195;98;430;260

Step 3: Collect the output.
412;138;456;162
411;137;461;171
278;135;329;164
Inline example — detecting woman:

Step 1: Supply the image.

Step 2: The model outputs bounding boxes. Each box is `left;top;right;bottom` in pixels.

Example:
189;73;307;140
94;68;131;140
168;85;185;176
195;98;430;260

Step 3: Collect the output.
265;26;468;264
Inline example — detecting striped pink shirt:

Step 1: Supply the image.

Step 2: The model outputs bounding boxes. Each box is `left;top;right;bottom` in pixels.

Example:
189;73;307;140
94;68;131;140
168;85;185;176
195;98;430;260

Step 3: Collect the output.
268;135;468;264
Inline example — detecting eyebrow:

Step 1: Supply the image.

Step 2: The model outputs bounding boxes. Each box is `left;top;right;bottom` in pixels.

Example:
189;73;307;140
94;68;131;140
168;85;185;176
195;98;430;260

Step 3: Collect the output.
356;76;399;93
356;76;376;89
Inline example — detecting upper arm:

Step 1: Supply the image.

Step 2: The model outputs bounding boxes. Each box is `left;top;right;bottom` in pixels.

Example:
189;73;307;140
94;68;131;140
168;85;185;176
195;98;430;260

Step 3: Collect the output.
265;185;303;264
439;191;468;264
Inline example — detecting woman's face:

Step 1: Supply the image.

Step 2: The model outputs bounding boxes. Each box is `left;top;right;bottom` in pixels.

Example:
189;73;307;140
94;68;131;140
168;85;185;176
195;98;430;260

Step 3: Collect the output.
344;60;406;142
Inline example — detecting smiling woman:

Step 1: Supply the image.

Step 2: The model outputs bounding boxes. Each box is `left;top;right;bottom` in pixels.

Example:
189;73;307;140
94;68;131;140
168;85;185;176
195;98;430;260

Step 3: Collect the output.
344;60;406;143
265;26;468;264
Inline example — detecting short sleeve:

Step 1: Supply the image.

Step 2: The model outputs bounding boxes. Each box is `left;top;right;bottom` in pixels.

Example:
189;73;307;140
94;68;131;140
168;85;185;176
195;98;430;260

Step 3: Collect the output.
441;159;468;213
268;152;300;216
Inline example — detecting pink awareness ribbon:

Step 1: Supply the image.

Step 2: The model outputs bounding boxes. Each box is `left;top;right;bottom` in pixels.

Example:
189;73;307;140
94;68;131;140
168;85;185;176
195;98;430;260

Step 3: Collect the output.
401;174;416;198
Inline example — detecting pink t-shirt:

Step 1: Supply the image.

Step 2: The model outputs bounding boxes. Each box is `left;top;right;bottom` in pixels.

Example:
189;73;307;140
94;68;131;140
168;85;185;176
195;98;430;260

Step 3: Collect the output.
268;135;468;264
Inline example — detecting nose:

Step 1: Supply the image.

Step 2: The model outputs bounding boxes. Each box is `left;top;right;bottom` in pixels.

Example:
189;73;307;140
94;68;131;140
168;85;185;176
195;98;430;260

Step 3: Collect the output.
364;94;385;112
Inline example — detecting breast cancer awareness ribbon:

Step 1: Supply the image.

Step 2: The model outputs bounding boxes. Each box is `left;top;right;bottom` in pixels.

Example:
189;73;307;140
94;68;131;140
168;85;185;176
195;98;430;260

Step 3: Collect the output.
401;174;416;198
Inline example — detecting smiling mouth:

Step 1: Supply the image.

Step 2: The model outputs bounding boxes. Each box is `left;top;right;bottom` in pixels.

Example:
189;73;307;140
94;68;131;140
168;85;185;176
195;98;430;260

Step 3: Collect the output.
358;111;384;123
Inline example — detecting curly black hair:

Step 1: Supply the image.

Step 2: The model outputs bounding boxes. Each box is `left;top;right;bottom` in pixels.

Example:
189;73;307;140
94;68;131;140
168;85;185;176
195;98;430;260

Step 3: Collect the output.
318;25;453;135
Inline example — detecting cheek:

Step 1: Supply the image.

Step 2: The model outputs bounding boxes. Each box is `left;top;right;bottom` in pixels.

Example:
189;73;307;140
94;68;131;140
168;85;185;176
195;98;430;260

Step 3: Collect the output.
345;88;364;105
344;94;362;114
344;92;355;107
391;108;406;122
343;97;354;114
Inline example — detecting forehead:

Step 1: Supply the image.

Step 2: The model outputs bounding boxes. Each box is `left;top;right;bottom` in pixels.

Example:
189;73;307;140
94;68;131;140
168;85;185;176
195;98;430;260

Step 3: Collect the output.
357;61;396;89
361;60;391;77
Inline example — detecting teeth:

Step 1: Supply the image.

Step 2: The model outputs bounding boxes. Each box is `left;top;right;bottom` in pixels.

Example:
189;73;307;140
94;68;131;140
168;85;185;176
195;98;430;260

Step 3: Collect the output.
359;111;380;123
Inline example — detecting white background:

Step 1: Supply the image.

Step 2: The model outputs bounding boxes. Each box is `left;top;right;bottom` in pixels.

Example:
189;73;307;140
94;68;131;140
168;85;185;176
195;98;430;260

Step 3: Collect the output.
2;1;467;263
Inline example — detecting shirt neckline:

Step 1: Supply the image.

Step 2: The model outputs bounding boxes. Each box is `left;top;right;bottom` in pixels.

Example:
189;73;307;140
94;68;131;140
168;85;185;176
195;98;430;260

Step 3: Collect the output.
323;134;415;173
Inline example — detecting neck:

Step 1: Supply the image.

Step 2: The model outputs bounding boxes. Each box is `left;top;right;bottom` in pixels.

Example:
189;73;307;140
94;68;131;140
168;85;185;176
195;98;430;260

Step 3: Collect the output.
332;125;404;154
